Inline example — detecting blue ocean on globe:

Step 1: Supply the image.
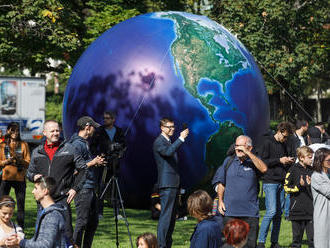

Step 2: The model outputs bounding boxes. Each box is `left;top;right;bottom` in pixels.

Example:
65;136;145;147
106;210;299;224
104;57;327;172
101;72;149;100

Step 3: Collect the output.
63;11;269;206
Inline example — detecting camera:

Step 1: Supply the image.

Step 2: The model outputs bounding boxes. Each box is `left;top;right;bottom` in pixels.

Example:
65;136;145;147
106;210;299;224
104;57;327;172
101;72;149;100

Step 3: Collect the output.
103;142;126;165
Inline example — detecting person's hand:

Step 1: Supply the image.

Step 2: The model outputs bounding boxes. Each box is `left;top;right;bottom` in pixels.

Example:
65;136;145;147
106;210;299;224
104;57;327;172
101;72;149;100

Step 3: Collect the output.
33;174;43;182
4;157;14;165
4;234;21;247
218;201;226;215
235;145;250;155
280;157;294;165
66;189;76;204
179;128;189;140
306;175;311;185
300;175;305;186
88;156;106;167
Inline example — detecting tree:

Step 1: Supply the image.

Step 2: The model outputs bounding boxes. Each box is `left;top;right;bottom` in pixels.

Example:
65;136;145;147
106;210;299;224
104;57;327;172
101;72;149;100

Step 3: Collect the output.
210;0;329;121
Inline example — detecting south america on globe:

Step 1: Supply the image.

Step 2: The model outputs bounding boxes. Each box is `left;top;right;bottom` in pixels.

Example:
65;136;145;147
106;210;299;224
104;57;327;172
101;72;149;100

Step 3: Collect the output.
63;12;269;207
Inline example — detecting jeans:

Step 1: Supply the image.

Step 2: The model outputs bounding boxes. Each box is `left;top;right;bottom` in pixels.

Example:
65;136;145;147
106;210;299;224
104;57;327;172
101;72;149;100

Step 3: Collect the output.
224;216;259;248
258;183;284;244
73;188;99;248
0;181;26;229
284;193;290;218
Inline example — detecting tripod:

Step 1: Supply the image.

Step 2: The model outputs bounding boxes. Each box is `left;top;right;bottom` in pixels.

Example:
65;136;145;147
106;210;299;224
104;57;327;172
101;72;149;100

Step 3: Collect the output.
99;158;133;248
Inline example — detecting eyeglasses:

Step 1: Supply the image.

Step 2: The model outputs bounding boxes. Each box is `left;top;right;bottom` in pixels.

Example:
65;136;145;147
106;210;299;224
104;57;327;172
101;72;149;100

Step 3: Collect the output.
163;125;175;129
325;159;330;163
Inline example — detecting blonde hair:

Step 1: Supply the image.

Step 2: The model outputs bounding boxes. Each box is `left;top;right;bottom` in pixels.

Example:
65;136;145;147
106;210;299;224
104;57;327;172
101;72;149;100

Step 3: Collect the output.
297;146;313;160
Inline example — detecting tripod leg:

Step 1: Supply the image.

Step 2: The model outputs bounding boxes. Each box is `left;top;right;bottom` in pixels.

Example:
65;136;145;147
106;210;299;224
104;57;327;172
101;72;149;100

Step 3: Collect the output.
111;179;120;248
113;178;134;248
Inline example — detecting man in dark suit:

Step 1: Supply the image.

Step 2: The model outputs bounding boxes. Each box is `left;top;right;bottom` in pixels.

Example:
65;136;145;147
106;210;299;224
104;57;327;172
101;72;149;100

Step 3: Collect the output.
153;117;189;248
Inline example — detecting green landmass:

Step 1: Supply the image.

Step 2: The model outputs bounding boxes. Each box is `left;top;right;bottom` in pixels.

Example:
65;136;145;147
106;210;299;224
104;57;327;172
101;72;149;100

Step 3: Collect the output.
161;13;246;169
162;13;248;118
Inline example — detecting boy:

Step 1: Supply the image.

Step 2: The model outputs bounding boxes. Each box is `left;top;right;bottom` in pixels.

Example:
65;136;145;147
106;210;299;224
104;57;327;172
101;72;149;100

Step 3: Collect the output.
284;146;314;248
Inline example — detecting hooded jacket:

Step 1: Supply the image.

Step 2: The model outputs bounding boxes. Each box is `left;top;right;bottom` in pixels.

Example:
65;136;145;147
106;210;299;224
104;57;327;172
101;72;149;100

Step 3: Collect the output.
68;133;97;189
19;203;67;248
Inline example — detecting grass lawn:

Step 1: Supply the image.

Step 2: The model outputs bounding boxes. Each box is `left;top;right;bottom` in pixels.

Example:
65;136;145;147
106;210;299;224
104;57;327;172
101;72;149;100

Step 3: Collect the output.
10;182;310;247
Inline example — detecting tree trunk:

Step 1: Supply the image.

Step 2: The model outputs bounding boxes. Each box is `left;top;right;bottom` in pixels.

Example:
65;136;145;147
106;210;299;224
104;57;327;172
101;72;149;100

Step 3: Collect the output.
316;81;322;122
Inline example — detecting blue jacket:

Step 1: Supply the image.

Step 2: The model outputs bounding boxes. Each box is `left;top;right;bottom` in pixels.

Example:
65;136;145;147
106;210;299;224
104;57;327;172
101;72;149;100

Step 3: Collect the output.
190;216;223;248
69;133;97;189
153;134;183;188
20;203;67;248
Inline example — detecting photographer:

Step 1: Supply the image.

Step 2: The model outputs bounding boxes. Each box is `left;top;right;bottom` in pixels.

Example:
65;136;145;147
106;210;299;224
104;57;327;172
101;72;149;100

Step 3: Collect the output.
0;122;30;229
69;116;105;248
90;111;126;217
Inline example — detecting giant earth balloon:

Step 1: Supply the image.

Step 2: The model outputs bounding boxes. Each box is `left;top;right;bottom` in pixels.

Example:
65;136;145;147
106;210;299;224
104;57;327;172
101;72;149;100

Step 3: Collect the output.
63;12;269;207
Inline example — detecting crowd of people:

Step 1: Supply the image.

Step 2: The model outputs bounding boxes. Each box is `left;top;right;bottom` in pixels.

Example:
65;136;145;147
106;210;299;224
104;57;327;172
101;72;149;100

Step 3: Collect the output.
153;118;330;248
0;114;328;248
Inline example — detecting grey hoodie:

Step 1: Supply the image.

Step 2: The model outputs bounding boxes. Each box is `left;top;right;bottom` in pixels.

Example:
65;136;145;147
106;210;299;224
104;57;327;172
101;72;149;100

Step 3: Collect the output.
20;203;68;248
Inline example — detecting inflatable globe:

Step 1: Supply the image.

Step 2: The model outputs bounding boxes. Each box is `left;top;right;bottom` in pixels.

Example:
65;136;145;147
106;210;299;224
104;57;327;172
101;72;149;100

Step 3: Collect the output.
63;12;269;207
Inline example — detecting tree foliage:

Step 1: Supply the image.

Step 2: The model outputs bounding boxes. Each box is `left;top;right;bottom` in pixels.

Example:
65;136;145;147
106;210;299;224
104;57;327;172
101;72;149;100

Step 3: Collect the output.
210;0;329;118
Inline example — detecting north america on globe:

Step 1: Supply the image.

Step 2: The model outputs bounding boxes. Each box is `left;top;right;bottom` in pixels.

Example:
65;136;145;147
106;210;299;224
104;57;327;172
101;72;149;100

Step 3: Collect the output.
63;11;269;206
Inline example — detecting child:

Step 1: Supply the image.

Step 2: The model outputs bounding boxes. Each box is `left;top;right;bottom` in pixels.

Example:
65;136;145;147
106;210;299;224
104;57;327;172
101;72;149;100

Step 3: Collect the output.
284;146;314;247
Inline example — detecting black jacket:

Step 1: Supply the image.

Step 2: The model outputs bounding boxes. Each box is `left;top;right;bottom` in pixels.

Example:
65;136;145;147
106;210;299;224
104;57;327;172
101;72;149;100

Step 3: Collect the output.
90;125;126;156
257;135;289;183
27;140;87;201
284;163;313;220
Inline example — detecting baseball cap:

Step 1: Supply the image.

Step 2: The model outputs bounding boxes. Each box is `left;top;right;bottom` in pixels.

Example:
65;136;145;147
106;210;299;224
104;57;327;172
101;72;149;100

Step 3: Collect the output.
77;116;100;128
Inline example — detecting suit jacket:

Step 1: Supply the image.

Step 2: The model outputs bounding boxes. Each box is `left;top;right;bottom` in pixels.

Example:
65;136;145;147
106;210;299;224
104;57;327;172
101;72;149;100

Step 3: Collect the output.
153;134;183;188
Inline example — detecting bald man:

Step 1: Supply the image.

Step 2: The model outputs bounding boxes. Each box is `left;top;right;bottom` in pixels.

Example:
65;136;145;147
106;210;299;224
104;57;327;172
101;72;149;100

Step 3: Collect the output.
27;120;90;242
212;135;267;248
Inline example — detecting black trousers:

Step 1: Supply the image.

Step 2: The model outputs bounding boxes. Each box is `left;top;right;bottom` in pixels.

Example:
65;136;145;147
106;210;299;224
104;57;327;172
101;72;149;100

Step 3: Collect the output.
73;188;99;248
0;180;26;229
291;220;314;248
224;216;259;248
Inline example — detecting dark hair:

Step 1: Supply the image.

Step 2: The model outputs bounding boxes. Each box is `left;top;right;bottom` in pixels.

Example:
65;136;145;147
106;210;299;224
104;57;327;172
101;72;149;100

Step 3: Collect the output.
0;195;15;209
159;117;173;128
5;122;21;142
277;122;294;135
187;190;213;221
223;219;250;246
312;148;330;173
35;176;57;197
104;111;116;118
136;232;158;248
296;120;308;129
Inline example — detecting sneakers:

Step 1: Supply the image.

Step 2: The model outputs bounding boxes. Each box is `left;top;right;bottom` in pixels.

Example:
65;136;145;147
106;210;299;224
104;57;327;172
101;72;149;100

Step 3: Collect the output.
177;216;188;221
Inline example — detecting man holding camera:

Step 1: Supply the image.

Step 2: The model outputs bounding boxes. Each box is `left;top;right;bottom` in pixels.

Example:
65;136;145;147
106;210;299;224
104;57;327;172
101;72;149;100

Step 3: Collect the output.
153;117;189;248
69;116;106;248
90;111;126;217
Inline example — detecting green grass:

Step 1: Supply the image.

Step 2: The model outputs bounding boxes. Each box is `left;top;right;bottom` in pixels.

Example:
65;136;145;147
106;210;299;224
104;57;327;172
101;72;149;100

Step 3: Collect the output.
10;182;309;247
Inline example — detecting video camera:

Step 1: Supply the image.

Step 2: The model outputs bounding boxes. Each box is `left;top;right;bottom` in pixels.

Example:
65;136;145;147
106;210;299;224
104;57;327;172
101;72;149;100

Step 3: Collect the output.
103;142;126;165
